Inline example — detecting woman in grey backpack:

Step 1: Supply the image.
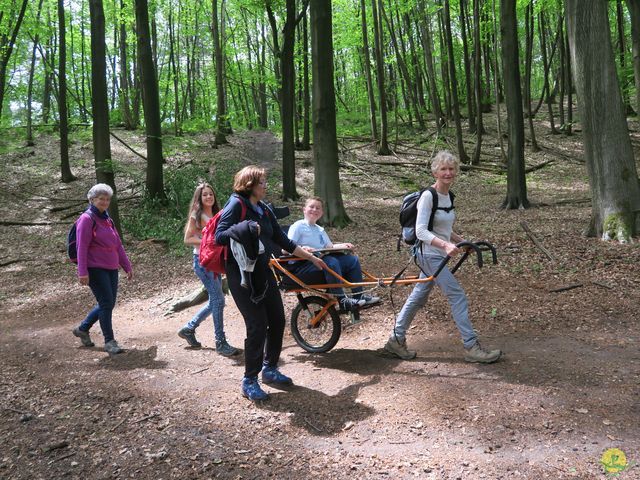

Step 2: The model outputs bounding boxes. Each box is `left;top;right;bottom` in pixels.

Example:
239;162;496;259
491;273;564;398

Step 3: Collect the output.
384;151;502;363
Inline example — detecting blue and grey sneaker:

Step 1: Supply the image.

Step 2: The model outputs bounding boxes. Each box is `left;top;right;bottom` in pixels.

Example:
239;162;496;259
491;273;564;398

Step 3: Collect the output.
262;365;293;386
360;294;381;305
178;327;201;348
241;376;269;401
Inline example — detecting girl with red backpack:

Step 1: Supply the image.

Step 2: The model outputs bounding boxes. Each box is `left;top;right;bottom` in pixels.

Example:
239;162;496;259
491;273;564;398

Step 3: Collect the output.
177;182;239;356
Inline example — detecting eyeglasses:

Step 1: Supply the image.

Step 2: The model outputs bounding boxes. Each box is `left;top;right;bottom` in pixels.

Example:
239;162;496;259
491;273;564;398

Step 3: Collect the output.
258;179;267;186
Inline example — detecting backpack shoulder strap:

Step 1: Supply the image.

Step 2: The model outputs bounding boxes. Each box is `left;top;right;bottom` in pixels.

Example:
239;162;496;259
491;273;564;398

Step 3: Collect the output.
231;193;249;221
426;186;438;232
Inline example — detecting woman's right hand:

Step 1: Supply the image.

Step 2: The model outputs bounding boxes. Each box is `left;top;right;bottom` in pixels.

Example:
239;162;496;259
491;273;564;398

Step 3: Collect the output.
443;242;461;256
79;276;89;286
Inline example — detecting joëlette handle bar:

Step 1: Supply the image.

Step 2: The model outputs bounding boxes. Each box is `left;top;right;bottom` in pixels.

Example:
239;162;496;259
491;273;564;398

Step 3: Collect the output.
443;241;498;275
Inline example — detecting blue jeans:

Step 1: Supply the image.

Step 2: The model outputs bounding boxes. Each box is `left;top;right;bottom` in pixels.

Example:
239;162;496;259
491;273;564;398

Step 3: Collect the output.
293;253;363;296
392;253;477;349
184;255;226;341
79;268;119;343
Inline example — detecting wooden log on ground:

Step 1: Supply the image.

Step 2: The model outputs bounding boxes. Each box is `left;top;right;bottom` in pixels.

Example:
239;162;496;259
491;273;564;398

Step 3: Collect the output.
520;221;555;261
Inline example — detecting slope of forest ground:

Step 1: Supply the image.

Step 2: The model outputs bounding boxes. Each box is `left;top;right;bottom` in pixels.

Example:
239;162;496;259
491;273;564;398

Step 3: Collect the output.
0;117;639;479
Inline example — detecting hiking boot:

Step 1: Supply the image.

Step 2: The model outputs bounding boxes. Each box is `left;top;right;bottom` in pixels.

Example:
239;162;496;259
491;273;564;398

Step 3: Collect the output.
360;294;381;305
262;366;293;386
464;341;502;364
339;296;366;311
72;327;94;347
215;339;239;357
104;340;123;355
384;336;417;360
178;327;201;348
241;376;269;401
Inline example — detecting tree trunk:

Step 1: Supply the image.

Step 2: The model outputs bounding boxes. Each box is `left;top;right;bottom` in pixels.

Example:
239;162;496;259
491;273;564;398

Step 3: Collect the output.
0;0;29;117
88;0;122;233
212;0;228;145
565;27;573;135
26;0;45;147
302;12;311;149
524;2;540;151
119;0;135;129
418;2;444;131
58;0;76;183
443;0;470;163
566;0;640;240
168;5;181;136
491;0;506;163
135;0;165;200
81;1;90;122
310;0;350;227
625;0;640;117
382;3;425;129
459;0;476;133
538;11;559;134
500;0;529;209
558;15;566;129
360;0;378;141
370;0;391;155
266;0;308;200
472;0;483;165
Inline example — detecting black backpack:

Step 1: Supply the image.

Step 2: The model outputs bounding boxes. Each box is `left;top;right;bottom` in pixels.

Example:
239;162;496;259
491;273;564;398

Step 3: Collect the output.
398;186;455;250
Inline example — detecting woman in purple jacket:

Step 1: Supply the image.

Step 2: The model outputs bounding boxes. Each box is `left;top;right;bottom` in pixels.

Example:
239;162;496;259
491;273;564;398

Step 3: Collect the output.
71;183;133;354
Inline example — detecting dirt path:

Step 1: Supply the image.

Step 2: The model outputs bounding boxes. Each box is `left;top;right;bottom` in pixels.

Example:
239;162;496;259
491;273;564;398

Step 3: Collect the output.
1;129;639;479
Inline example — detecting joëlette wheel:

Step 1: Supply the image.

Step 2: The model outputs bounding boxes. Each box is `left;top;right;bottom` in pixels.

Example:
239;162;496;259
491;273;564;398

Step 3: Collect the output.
290;295;341;353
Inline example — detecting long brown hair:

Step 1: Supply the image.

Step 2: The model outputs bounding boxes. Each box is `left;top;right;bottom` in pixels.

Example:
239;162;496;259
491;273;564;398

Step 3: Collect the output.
185;182;220;232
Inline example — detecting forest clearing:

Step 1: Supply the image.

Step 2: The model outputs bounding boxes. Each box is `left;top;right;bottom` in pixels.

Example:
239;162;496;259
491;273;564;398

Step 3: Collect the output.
1;122;639;479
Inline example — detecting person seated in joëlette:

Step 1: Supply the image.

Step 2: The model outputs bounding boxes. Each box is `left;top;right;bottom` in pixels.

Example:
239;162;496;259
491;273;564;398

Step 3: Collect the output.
286;196;380;311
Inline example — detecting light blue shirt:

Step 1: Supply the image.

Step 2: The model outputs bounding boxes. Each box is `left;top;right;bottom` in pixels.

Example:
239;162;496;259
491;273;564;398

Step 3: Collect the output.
287;219;332;249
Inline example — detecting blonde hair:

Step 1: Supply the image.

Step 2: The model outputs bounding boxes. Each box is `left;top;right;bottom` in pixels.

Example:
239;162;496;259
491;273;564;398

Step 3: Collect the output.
233;165;266;195
430;150;460;175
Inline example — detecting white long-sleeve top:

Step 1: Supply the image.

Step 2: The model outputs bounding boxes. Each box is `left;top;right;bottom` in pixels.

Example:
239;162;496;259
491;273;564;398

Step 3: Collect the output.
415;189;456;256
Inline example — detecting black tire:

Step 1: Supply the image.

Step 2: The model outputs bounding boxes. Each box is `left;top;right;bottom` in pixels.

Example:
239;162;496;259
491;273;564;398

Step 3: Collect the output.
290;296;341;353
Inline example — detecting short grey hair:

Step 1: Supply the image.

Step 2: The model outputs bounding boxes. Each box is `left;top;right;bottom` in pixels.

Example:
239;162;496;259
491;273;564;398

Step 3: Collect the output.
87;183;114;202
430;150;459;175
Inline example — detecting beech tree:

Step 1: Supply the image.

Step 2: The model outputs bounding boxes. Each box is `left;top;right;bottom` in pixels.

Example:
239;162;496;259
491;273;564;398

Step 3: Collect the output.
135;0;165;200
566;0;640;240
89;0;122;232
500;0;529;209
310;0;349;226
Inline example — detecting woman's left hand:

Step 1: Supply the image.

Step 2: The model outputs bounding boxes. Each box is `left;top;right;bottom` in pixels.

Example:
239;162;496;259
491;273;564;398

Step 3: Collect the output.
126;270;133;281
310;255;327;270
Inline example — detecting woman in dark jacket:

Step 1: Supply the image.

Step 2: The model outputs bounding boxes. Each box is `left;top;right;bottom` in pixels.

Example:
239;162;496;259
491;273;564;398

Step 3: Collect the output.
215;166;325;401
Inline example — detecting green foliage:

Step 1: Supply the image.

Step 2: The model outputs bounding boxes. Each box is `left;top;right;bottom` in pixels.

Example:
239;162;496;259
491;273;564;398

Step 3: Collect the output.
122;158;242;251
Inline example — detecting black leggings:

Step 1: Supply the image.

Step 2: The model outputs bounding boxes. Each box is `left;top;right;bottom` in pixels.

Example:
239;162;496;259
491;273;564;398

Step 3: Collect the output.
226;262;286;378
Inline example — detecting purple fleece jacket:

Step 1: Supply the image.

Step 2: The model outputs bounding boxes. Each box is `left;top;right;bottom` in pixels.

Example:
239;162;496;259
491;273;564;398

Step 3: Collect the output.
76;211;132;277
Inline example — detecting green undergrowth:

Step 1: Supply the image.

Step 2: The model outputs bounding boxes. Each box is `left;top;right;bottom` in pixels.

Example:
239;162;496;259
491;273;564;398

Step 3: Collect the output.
122;156;242;254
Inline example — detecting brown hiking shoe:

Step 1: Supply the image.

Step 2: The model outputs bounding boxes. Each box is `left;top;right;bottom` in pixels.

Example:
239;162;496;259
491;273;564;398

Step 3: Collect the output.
464;342;502;364
384;337;417;360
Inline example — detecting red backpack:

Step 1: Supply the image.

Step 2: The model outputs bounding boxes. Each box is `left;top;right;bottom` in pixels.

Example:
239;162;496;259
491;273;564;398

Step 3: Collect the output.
199;199;247;274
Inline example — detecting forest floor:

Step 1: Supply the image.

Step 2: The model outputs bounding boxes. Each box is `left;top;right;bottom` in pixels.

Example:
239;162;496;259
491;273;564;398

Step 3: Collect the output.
1;117;639;480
